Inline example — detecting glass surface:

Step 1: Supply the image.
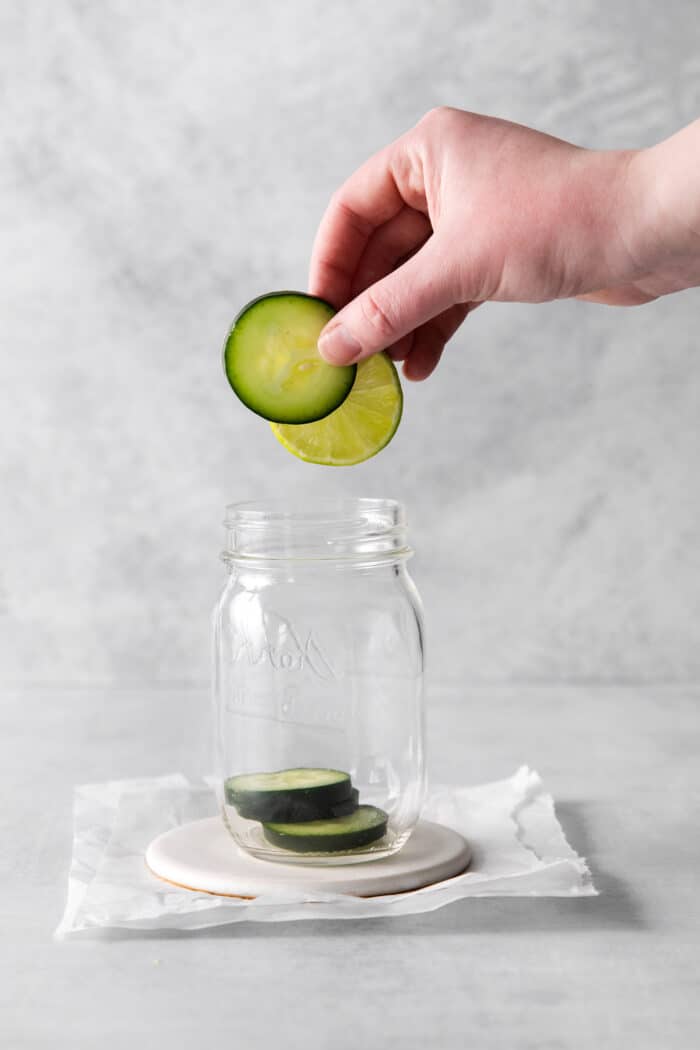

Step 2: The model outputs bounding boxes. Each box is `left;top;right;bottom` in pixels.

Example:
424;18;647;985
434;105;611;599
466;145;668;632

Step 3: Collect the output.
212;498;425;865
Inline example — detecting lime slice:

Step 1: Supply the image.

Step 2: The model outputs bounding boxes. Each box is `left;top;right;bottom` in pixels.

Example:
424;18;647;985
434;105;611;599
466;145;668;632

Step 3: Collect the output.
270;352;402;465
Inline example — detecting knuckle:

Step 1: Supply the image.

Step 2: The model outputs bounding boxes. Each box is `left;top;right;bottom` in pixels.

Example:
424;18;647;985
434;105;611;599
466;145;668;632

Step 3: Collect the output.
360;289;397;342
329;188;348;213
329;193;373;238
419;105;457;129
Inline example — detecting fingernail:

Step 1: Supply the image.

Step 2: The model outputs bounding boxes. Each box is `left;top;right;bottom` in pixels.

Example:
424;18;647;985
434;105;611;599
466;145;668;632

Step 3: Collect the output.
318;323;362;365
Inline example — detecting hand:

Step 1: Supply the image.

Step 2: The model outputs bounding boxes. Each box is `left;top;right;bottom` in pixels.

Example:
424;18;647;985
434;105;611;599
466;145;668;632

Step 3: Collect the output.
309;107;700;380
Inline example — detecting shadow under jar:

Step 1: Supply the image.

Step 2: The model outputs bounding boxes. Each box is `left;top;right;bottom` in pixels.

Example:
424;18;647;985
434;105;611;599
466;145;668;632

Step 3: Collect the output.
213;498;426;865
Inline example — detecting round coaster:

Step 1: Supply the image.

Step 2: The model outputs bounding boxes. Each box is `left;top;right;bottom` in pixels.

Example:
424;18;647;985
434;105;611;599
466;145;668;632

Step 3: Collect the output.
146;818;470;898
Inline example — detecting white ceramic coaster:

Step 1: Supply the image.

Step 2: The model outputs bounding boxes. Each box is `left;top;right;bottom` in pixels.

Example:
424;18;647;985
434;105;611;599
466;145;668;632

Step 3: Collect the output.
146;818;471;898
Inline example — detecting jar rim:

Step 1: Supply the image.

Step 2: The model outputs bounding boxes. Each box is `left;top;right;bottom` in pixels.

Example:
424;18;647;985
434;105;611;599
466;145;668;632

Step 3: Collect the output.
222;497;411;563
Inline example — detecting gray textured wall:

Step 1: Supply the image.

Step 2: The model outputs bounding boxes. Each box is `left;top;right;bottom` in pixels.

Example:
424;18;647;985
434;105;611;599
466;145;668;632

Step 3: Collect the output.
2;0;699;687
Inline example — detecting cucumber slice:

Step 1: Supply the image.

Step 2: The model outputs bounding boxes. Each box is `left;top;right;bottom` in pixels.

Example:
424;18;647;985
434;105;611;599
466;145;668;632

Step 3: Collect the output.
325;788;359;819
233;787;359;823
223;292;357;424
263;804;388;853
224;768;353;823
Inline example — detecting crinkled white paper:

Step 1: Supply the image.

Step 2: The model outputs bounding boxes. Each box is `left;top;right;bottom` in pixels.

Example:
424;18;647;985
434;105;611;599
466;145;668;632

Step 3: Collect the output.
55;767;595;936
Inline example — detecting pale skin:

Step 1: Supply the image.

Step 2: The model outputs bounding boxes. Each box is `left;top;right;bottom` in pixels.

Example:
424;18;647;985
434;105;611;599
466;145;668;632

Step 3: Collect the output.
309;107;700;380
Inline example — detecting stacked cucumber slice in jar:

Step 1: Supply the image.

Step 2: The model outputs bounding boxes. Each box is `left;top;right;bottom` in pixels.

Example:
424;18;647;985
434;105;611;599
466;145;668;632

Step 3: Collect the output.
224;768;388;854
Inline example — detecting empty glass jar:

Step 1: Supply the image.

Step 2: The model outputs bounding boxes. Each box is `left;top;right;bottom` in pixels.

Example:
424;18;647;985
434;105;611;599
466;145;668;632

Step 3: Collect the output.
212;498;425;865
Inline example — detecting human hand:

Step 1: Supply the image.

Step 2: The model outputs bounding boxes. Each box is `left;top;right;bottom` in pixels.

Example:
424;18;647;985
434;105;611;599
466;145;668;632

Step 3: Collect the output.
309;107;700;380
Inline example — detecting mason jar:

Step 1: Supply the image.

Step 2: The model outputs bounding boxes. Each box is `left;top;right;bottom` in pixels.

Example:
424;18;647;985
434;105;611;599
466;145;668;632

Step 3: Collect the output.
212;498;425;865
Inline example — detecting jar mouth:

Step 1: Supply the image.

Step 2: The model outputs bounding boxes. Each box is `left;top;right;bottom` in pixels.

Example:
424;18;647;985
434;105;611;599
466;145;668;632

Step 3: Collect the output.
223;497;411;563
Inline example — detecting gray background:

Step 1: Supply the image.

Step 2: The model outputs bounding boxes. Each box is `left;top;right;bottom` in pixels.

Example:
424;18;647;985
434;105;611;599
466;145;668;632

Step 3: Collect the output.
2;0;700;690
3;5;700;1048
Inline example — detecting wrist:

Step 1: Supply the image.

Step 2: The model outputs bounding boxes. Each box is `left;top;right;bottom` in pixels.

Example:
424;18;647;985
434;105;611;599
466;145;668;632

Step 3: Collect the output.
624;123;700;292
588;147;649;286
553;146;642;297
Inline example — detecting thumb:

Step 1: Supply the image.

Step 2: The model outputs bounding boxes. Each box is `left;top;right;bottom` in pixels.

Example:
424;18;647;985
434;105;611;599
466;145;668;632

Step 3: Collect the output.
317;236;458;365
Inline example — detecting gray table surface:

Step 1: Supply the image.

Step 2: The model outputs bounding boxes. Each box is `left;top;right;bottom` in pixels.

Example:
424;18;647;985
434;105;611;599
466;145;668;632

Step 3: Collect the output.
2;684;699;1049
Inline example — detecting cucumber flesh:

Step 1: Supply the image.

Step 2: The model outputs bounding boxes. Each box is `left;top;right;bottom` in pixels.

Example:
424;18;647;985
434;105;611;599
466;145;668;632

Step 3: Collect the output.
225;768;353;823
223;292;357;424
263;804;388;853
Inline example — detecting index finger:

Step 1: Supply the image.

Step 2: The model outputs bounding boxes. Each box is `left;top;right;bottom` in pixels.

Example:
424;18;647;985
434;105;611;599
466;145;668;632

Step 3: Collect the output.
308;142;407;309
